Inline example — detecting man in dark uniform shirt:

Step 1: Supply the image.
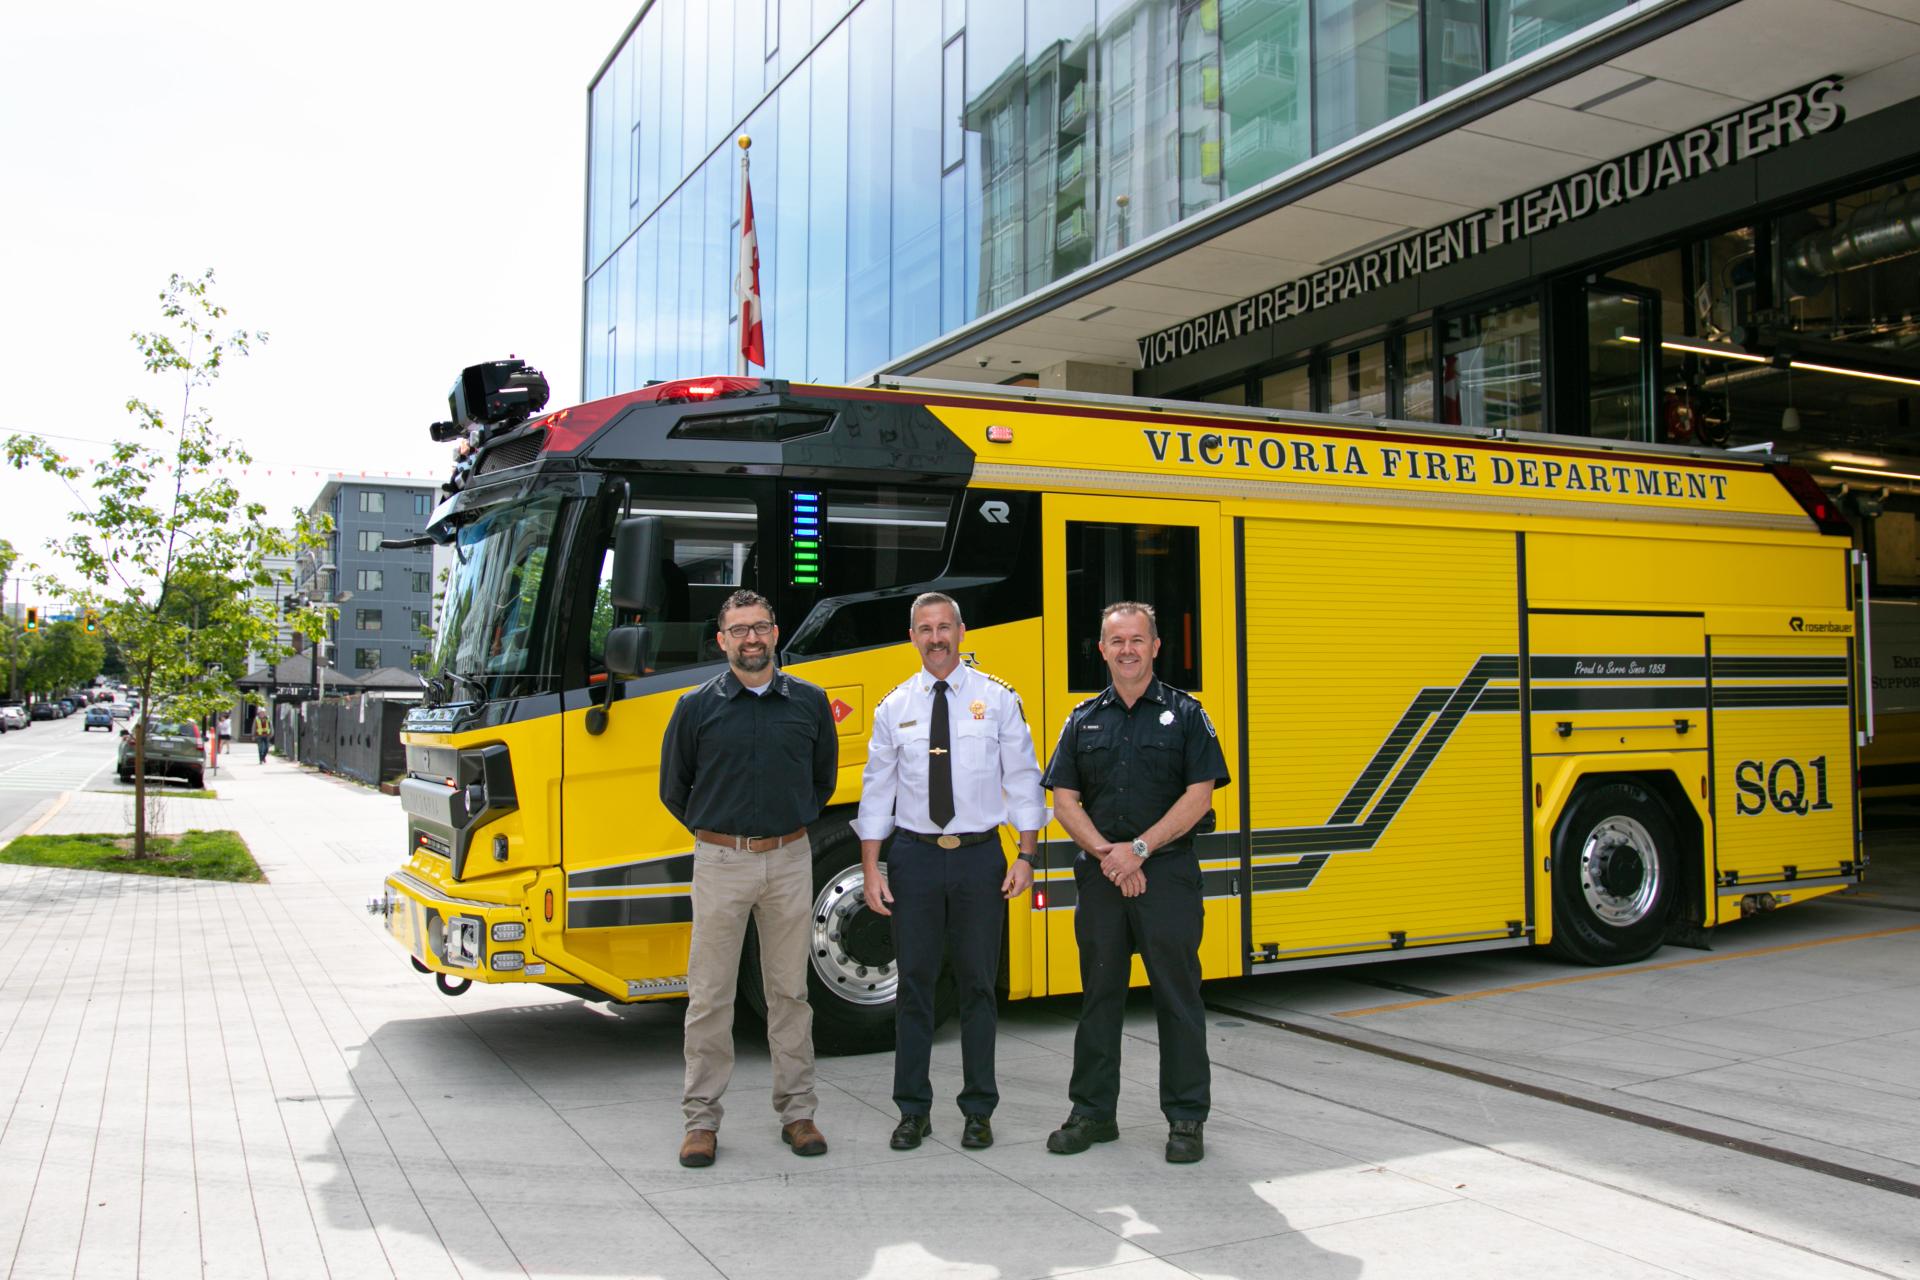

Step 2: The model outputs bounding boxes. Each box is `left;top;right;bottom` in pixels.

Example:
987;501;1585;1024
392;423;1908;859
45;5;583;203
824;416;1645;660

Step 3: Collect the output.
1042;600;1230;1164
660;589;839;1168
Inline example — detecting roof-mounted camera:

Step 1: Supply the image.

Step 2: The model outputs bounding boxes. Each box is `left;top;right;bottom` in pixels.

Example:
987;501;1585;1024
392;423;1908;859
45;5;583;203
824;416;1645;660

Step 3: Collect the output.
429;358;550;442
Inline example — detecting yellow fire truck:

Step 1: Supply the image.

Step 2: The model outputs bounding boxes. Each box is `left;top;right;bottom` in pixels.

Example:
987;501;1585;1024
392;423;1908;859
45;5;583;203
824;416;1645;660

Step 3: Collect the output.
374;362;1867;1052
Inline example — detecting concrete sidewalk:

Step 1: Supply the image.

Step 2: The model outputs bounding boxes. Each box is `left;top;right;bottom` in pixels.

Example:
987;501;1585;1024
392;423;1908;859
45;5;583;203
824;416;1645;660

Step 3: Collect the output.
2;756;1915;1278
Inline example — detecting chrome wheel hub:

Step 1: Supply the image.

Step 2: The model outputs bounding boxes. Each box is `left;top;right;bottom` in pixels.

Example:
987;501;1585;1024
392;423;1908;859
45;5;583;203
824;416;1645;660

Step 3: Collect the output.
1579;815;1659;926
809;862;897;1006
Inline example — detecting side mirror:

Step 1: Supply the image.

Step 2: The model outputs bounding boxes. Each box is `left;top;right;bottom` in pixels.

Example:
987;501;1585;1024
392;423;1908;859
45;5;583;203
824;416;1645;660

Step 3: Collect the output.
610;516;665;614
589;624;655;737
604;625;654;680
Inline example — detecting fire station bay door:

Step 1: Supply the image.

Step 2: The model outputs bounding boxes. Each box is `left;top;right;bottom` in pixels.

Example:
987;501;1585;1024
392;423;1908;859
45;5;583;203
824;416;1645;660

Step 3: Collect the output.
1240;520;1527;973
1038;495;1236;995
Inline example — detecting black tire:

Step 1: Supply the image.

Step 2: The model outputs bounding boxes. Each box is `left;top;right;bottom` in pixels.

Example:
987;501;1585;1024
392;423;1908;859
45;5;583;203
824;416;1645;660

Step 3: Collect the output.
739;817;953;1056
187;769;205;790
118;769;133;783
1548;778;1678;965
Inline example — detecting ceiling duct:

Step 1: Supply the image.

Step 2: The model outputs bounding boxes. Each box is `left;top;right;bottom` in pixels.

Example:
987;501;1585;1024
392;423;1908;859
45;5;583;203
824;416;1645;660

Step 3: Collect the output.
1784;189;1920;296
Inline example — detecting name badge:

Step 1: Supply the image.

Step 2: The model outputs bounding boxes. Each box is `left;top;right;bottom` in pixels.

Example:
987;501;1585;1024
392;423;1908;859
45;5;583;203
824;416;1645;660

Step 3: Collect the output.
898;719;918;728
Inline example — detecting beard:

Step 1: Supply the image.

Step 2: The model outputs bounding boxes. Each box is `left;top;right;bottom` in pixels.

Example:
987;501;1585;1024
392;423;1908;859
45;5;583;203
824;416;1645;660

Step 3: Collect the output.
733;646;772;672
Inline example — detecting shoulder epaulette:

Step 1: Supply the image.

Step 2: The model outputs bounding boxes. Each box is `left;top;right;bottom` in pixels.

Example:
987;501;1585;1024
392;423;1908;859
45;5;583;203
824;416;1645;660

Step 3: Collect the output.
978;670;1021;696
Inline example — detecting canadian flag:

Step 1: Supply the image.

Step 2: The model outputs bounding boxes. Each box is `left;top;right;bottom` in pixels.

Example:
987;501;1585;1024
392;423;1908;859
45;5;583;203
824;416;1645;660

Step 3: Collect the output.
737;176;765;370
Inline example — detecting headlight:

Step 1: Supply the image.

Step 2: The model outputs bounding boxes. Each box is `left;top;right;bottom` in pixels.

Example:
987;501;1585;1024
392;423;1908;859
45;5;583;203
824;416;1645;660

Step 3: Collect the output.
445;916;482;968
491;921;525;942
491;952;525;972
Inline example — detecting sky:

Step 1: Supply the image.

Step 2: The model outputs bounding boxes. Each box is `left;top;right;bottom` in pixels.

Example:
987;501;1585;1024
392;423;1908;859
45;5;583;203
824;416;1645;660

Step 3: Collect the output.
0;1;639;599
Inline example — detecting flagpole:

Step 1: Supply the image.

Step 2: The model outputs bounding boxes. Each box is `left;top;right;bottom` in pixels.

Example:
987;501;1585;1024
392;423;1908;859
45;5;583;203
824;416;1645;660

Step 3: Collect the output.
737;135;751;378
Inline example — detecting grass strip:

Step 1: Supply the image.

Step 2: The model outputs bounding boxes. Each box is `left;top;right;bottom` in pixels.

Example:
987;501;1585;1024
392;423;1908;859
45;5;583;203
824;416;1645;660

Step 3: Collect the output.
88;788;218;800
0;830;265;882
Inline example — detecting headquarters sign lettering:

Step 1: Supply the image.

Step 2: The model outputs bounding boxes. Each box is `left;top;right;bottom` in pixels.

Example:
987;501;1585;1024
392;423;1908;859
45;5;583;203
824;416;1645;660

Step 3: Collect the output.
1138;76;1845;369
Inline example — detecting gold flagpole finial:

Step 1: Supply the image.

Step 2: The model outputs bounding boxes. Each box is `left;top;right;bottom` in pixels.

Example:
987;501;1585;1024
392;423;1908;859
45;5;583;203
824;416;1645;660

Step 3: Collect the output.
737;134;752;150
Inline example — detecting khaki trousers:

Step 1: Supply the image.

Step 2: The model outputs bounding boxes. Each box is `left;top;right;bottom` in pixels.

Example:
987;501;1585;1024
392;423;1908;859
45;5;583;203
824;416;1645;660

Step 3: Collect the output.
682;833;818;1131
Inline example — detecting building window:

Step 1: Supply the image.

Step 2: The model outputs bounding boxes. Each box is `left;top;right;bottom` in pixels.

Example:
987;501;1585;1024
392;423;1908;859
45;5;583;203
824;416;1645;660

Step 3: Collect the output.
1260;363;1315;412
359;492;385;514
357;530;381;552
414;493;431;516
1327;340;1388;418
357;570;384;592
1314;0;1421;153
1400;327;1437;421
412;610;430;634
355;648;381;670
357;609;383;632
1064;522;1202;693
411;571;430;593
1441;298;1543;432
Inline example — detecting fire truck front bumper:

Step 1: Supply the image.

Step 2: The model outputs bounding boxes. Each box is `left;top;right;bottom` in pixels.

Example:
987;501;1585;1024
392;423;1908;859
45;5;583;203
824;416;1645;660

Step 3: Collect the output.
370;870;559;983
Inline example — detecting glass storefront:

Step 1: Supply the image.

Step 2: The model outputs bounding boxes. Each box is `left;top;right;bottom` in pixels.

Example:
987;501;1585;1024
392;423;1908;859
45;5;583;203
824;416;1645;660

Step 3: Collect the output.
584;0;1635;393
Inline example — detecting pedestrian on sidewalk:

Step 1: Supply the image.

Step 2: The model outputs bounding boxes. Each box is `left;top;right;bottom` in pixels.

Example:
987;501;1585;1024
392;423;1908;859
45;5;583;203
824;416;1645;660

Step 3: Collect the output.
660;589;838;1169
255;709;271;764
856;592;1045;1153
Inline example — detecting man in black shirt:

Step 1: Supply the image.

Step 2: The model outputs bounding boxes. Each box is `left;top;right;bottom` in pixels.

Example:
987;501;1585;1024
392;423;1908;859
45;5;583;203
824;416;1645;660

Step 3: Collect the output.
660;589;838;1168
1042;601;1230;1164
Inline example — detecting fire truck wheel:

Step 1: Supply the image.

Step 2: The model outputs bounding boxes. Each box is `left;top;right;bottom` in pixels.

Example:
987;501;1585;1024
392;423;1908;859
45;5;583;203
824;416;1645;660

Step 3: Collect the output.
739;817;953;1056
1548;778;1677;966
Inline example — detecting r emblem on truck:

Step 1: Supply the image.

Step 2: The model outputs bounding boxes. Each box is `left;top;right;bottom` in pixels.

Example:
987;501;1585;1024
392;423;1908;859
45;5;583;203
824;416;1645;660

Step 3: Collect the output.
978;500;1010;524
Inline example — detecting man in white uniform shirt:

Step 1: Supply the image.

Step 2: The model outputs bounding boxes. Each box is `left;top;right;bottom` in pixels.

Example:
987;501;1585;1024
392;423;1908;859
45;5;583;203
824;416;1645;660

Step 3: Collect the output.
857;592;1047;1151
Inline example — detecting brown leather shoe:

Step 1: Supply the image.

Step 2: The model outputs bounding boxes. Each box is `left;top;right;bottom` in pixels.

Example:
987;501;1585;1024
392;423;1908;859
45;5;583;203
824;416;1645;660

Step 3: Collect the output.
679;1128;717;1168
781;1118;828;1157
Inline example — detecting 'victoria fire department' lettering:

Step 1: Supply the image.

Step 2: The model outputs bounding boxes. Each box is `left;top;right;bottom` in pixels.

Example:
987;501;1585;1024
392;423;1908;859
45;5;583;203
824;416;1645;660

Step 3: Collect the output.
1140;428;1729;504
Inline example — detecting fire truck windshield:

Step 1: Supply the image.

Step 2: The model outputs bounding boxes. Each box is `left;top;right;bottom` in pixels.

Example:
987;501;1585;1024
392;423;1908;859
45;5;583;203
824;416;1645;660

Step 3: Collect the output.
432;492;564;695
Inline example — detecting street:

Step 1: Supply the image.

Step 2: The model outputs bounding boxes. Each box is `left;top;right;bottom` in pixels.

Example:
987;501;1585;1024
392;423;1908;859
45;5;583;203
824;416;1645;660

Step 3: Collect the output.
0;759;1916;1279
0;712;120;833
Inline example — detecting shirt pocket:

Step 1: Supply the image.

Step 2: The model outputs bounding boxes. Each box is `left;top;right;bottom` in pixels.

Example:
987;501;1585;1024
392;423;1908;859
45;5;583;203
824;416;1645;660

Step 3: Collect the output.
955;718;997;767
898;720;932;785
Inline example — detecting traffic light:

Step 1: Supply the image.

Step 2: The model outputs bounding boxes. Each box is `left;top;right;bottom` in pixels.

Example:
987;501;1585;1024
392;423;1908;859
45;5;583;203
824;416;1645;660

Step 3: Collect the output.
24;607;36;632
84;610;98;634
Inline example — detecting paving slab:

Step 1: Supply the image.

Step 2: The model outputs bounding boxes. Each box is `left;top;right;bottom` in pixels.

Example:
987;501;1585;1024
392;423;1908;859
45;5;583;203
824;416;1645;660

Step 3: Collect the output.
1;757;1917;1278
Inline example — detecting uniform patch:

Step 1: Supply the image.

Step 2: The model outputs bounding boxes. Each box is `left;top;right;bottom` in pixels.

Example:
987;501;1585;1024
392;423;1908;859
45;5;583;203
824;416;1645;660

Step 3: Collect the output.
1159;709;1174;725
970;699;987;720
1201;709;1217;737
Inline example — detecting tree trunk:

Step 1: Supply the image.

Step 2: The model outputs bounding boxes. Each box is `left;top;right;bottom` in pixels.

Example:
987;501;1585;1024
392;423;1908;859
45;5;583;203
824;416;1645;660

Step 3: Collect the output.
133;669;153;858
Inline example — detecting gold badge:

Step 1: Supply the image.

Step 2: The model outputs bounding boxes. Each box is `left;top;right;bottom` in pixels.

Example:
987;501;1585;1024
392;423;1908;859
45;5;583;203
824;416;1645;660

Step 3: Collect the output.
970;699;987;720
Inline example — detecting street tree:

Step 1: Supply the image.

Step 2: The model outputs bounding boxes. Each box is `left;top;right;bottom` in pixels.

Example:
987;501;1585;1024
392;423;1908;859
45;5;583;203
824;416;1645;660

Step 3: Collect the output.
0;538;19;700
5;270;331;856
20;620;105;696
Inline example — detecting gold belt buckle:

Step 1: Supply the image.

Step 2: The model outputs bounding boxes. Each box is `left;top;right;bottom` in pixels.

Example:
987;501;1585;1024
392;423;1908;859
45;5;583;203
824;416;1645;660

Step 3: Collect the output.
936;834;961;850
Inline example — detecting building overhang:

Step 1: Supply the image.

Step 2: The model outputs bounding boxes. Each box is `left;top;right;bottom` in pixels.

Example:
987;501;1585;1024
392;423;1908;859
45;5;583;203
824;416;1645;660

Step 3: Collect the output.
879;0;1920;391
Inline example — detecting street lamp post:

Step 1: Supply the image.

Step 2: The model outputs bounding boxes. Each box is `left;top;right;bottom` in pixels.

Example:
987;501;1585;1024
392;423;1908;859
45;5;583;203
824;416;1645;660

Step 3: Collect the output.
317;563;336;704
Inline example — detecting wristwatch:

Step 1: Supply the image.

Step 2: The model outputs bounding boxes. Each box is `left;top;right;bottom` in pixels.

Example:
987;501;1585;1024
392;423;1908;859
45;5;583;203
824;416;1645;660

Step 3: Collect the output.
1015;851;1035;863
1130;838;1150;860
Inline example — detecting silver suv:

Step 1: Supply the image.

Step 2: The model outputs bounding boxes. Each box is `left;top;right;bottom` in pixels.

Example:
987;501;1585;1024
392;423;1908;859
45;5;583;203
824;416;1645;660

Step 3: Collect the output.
117;719;206;789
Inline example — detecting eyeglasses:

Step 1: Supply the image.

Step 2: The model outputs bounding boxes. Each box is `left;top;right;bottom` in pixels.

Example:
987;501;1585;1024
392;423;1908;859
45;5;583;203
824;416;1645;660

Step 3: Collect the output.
723;622;775;639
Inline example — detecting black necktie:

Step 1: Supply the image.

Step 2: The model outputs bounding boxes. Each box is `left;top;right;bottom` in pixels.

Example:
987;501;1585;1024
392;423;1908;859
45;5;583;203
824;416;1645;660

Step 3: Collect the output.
929;679;955;829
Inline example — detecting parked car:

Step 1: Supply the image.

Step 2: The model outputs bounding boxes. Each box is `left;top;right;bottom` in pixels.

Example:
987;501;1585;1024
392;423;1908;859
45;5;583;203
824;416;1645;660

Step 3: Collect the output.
109;702;133;721
0;704;28;731
83;705;113;731
58;698;78;716
117;720;205;789
30;702;57;721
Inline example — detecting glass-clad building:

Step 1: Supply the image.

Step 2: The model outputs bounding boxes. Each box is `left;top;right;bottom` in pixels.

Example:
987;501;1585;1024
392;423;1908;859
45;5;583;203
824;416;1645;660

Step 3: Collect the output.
583;0;1636;393
586;2;1920;510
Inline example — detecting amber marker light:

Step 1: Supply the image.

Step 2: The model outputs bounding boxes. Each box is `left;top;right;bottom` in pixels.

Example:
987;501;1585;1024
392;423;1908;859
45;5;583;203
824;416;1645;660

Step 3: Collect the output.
544;890;554;922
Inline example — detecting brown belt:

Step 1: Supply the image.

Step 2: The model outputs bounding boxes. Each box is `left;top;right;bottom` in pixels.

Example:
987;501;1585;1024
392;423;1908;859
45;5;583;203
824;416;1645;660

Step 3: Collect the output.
696;828;805;853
